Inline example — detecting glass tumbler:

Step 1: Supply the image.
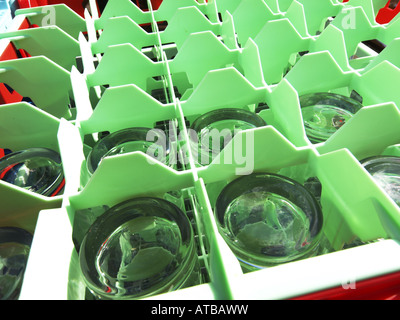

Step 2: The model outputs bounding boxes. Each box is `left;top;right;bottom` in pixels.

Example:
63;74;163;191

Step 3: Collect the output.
299;92;363;143
0;227;33;300
189;108;266;166
79;197;200;300
361;155;400;206
0;148;64;196
215;173;324;271
86;127;174;175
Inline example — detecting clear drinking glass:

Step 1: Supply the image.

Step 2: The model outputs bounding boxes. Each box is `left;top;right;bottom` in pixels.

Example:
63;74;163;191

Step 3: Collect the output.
214;173;324;272
299;92;363;144
79;197;200;300
189;108;267;166
361;155;400;206
0;227;33;300
86;127;174;175
0;148;64;197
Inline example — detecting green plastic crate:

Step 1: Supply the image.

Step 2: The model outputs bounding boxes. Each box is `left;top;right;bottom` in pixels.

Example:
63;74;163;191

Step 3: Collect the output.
0;0;398;300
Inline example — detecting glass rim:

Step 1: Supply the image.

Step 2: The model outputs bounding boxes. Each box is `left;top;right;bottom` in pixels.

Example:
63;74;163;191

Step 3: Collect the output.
0;226;33;246
86;127;171;174
360;155;400;168
299;92;363;113
190;108;267;133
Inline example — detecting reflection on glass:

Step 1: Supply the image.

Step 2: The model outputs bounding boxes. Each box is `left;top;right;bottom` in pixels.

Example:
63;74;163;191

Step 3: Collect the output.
87;127;173;175
361;155;400;206
0;227;33;300
0;148;64;196
299;92;363;143
79;197;200;299
190;108;266;166
215;173;324;272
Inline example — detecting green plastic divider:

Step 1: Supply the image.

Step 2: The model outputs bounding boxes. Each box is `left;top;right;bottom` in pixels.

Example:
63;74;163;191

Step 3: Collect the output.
161;6;221;48
169;31;238;87
214;0;242;14
0;103;63;234
317;103;400;160
86;43;166;90
15;4;86;40
0;56;73;119
97;0;152;26
86;29;266;102
233;1;399;84
316;148;400;249
197;126;311;187
98;0;215;27
285;51;353;94
0;103;61;151
168;30;265;89
383;143;400;157
193;178;241;300
254;18;311;84
57;118;86;202
70;66;94;122
154;0;218;24
277;0;296;12
178;67;265;115
351;60;400;108
0;26;80;70
285;0;342;37
92;16;158;54
67;154;194;218
93;5;237;54
229;0;283;45
267;79;310;147
362;37;400;71
81;85;175;134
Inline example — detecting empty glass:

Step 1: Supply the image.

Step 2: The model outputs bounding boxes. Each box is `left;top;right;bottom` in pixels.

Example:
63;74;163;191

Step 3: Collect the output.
0;148;64;197
86;127;174;175
215;173;324;271
189;108;267;166
79;197;200;299
299;92;363;143
361;155;400;206
0;227;33;300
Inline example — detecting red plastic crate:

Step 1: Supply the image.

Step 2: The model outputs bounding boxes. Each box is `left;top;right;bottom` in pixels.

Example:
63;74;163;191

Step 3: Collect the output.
0;18;33;105
291;271;400;300
376;0;400;24
17;0;87;17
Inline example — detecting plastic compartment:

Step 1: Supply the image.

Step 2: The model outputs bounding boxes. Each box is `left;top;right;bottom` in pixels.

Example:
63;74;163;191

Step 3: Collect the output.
0;102;63;235
4;0;400;300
